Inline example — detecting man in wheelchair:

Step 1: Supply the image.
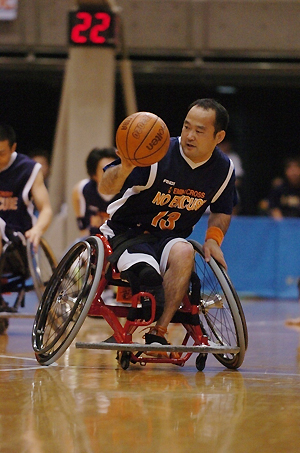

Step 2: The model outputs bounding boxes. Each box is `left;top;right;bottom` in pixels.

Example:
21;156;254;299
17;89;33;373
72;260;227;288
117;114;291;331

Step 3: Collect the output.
0;123;53;314
98;99;238;356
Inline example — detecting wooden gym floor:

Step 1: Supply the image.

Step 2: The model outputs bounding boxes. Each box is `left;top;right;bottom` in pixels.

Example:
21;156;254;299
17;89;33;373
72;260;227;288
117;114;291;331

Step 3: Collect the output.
1;293;300;453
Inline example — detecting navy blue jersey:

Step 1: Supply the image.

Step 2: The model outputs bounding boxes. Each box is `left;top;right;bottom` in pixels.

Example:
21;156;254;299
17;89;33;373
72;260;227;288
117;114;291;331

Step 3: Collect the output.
268;181;300;217
0;153;40;233
76;178;115;235
101;137;237;239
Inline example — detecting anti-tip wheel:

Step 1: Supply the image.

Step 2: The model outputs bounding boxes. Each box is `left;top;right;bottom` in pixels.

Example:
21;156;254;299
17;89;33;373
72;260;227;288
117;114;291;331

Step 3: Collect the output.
196;353;207;371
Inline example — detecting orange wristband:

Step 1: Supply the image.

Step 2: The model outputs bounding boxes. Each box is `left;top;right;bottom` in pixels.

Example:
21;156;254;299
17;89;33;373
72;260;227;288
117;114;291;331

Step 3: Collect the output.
205;226;224;247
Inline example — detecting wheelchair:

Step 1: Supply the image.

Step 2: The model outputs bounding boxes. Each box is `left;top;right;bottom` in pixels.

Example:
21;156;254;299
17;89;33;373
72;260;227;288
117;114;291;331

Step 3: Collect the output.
0;237;57;334
32;234;248;371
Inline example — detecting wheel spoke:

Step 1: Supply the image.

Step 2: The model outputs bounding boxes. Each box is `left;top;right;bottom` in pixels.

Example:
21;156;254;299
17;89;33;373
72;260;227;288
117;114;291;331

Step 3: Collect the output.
189;239;247;369
32;237;104;364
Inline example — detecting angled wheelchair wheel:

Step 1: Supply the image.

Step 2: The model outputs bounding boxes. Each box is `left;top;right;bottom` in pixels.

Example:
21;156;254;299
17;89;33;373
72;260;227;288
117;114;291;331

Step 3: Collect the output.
27;237;58;302
189;239;248;369
32;236;104;365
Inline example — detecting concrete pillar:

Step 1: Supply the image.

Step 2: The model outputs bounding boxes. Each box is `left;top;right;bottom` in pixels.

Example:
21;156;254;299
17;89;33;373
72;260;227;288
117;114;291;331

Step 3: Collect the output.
46;46;116;258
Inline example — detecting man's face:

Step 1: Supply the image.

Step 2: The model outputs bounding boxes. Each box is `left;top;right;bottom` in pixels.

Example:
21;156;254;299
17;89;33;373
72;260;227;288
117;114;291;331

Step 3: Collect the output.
0;140;16;170
180;106;225;163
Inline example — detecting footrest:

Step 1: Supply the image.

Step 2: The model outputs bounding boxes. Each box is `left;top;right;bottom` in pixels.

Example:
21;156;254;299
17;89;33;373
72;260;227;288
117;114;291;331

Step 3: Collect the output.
0;312;35;318
75;341;240;354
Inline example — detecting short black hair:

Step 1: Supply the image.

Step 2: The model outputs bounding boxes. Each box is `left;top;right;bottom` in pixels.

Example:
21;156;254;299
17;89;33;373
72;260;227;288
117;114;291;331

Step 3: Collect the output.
0;123;16;147
86;147;117;177
188;98;229;135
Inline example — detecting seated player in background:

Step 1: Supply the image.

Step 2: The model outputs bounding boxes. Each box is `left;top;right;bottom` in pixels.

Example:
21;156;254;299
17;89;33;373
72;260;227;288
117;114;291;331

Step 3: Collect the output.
0;123;53;312
99;99;237;356
268;157;300;219
72;147;118;305
270;157;300;327
72;147;117;237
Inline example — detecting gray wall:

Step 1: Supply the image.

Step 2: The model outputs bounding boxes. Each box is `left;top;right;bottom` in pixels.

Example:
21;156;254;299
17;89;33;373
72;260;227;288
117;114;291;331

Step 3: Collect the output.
1;1;300;58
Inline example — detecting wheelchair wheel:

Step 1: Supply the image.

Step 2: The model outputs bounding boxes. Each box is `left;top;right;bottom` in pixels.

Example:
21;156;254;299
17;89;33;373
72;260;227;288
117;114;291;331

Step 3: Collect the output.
32;236;104;365
0;240;29;313
27;237;58;301
189;239;248;369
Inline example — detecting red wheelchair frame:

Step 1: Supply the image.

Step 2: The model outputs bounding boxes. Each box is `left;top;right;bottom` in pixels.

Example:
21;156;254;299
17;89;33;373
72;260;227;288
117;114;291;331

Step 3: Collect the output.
32;234;247;371
85;235;213;369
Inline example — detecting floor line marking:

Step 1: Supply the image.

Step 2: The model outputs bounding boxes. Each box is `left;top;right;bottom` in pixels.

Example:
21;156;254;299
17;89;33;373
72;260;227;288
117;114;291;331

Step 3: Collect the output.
0;366;45;372
0;354;37;362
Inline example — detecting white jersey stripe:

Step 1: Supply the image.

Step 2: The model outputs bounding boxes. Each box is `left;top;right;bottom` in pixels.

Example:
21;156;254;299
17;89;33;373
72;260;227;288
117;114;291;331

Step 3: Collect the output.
211;158;234;203
22;163;41;206
22;162;41;226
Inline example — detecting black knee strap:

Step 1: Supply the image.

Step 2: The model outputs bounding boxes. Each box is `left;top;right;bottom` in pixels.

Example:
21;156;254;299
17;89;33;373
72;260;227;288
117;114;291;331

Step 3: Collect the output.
120;262;163;298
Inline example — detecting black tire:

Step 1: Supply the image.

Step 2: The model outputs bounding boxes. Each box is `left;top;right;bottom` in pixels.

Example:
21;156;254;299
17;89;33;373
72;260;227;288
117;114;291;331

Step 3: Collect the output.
27;237;58;302
195;353;207;372
0;241;28;312
0;241;28;277
118;351;131;370
189;239;248;369
0;318;9;335
32;236;104;365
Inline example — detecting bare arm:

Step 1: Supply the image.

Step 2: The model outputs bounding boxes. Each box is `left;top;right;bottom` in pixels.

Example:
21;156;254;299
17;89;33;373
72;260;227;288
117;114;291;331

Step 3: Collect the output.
72;182;81;218
207;212;231;234
25;169;53;250
72;183;89;237
98;152;136;195
203;212;231;269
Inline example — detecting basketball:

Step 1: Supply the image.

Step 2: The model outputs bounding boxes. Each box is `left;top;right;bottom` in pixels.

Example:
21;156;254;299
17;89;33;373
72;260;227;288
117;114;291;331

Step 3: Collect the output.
115;111;170;167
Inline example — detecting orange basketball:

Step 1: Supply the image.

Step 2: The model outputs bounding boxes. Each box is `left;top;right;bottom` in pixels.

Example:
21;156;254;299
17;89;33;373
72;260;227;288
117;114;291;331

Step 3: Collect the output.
115;111;170;167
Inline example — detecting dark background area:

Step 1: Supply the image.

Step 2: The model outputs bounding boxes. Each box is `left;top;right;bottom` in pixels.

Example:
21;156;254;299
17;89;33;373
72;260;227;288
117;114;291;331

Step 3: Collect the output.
1;68;300;216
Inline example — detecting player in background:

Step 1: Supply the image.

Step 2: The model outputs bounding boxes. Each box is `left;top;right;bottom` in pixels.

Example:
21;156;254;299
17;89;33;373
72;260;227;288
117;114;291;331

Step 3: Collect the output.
28;148;51;188
0;123;53;312
268;157;300;219
72;147;118;305
72;147;117;238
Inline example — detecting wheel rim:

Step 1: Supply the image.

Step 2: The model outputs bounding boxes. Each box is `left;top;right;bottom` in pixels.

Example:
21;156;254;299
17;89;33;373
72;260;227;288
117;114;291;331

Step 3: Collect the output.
33;241;92;354
192;245;246;367
27;238;57;301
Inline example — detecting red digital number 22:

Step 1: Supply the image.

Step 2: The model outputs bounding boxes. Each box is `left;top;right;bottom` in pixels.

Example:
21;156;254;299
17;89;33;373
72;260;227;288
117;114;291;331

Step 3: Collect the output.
71;12;111;44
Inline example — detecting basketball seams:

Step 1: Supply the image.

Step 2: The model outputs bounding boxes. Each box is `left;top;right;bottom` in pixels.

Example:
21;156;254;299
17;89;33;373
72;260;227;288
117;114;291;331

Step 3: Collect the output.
124;112;154;162
116;111;170;167
133;115;159;161
136;133;170;165
134;117;169;164
124;113;138;160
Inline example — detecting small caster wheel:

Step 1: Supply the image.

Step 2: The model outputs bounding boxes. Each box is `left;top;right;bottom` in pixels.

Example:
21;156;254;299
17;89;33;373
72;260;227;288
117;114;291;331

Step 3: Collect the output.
196;353;207;371
0;318;9;335
118;351;131;370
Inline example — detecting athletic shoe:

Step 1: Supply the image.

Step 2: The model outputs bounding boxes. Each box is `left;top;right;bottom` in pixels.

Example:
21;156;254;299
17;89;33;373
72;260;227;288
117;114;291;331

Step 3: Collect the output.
143;325;169;358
